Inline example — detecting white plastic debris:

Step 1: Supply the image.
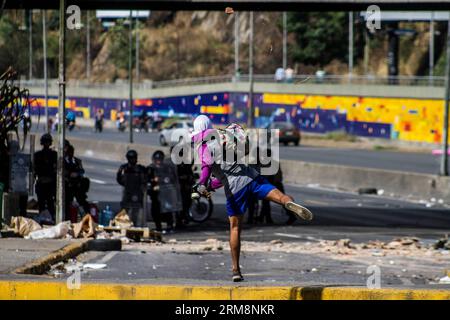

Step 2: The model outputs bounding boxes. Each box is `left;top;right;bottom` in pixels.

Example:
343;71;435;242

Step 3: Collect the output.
83;263;107;270
438;276;450;284
27;222;70;240
377;189;385;196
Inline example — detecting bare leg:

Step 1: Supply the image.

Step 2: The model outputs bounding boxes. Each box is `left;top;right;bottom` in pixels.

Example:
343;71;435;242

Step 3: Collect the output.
265;188;293;206
229;215;243;273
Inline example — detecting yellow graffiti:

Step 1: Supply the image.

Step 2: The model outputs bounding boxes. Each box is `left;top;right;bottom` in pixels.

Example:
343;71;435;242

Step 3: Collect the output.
200;105;229;114
32;98;90;119
263;93;445;143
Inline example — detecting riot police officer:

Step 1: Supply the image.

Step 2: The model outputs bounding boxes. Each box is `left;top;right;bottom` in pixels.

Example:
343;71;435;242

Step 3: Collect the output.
116;150;147;227
64;144;90;217
34;133;57;220
148;150;182;233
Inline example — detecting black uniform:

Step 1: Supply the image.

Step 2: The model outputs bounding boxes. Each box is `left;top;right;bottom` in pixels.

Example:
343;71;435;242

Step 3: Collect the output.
116;163;147;226
64;155;90;215
175;162;195;227
34;148;57;217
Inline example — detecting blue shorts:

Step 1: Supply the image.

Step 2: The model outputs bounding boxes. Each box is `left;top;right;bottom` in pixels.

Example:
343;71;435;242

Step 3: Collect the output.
226;176;276;216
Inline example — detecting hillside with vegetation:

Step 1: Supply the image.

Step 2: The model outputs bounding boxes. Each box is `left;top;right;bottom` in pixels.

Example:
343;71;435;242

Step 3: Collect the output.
0;10;447;82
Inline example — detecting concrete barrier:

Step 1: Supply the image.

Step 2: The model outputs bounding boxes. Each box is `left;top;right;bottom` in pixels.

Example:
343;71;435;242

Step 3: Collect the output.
280;159;450;200
69;137;450;200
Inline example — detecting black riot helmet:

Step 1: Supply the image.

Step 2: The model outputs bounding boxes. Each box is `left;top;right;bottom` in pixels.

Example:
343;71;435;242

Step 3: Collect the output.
40;133;53;146
126;149;138;164
152;150;165;163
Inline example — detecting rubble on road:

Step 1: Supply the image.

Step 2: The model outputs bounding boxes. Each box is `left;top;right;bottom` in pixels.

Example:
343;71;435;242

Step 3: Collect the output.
433;236;450;250
122;235;450;261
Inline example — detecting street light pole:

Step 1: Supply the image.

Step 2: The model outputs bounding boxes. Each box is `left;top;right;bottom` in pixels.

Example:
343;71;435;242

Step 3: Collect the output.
440;14;450;176
429;11;435;86
349;11;354;82
135;16;140;82
234;12;239;80
86;10;91;81
29;10;33;80
42;10;49;133
129;10;134;144
247;11;254;128
56;0;66;223
282;11;287;70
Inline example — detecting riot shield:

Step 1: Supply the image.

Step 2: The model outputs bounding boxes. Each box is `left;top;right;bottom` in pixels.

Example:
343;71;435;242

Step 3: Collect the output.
121;170;145;209
154;160;182;214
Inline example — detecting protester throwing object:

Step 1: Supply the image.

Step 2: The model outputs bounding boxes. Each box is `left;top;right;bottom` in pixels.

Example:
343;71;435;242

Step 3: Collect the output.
190;114;313;282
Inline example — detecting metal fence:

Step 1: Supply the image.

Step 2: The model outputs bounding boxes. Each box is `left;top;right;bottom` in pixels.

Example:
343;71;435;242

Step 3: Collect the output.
19;74;447;90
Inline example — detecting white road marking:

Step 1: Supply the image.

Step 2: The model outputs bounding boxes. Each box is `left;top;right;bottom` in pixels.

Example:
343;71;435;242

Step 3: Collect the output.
90;178;107;185
97;251;119;264
105;168;117;173
274;233;302;239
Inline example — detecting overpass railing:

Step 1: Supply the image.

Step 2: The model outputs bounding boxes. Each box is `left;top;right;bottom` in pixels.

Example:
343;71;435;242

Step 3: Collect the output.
19;74;447;90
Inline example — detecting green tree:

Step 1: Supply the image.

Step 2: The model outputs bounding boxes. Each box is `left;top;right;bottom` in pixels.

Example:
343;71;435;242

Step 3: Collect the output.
0;14;28;75
287;12;349;67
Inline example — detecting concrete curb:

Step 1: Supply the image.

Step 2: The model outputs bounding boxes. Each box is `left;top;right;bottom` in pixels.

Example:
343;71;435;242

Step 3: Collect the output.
14;240;90;275
0;281;449;300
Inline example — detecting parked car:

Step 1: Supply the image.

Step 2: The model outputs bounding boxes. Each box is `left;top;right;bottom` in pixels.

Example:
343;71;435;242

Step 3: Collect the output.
159;120;193;146
268;121;301;146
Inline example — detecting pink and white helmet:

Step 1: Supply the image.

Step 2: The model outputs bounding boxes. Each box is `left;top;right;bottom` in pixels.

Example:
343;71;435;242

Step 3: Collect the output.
222;123;247;152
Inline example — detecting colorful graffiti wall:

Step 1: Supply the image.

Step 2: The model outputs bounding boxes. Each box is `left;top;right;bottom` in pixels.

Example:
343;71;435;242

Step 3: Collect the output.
30;91;445;143
29;92;230;125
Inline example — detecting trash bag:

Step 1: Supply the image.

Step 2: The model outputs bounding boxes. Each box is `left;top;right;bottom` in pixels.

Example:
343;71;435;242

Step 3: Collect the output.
72;214;97;239
10;216;42;237
112;209;133;228
26;222;70;240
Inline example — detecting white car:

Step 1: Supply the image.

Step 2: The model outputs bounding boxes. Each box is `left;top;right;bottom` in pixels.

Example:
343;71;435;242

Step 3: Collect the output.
159;120;193;146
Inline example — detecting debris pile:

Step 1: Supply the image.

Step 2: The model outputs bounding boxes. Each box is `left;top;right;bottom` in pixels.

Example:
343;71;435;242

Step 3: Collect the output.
2;209;162;243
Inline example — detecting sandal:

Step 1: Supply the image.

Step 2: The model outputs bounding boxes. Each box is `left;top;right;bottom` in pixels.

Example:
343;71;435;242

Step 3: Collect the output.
284;201;313;221
232;271;244;282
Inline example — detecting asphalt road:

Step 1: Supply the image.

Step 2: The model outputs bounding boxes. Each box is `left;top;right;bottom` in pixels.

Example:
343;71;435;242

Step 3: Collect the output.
64;127;442;175
82;156;450;245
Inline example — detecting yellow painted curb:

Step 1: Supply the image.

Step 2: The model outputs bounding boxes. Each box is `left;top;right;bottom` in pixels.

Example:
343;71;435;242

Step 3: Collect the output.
14;240;90;275
1;281;450;300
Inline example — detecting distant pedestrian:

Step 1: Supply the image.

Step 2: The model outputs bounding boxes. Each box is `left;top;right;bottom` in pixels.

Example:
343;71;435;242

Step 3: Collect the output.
285;67;294;83
95;109;104;133
275;67;285;82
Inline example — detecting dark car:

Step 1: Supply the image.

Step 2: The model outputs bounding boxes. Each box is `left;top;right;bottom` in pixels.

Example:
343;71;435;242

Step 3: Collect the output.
268;121;301;146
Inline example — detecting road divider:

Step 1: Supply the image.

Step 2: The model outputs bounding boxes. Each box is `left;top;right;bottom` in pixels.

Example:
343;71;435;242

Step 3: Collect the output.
69;137;450;201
